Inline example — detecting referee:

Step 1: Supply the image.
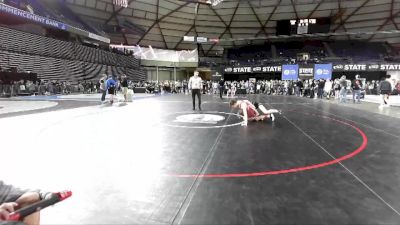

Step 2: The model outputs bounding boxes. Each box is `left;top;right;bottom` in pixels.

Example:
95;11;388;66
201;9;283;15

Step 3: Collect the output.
189;70;203;111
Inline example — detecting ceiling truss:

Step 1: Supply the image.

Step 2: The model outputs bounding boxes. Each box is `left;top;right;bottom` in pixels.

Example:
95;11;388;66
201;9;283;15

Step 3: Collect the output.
65;0;400;57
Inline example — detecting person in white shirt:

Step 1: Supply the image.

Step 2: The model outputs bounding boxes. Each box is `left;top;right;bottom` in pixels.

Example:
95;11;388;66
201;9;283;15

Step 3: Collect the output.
188;70;203;110
324;79;332;99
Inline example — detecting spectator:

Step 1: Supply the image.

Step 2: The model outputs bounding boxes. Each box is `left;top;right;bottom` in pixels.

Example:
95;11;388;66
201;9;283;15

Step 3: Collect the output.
310;79;316;99
317;79;325;99
351;75;362;103
188;70;202;111
378;76;392;108
106;75;117;104
395;80;400;95
303;80;310;97
182;80;188;95
339;75;348;103
218;79;225;99
324;79;332;99
334;79;340;100
99;74;107;103
0;180;48;225
295;79;303;97
121;75;129;102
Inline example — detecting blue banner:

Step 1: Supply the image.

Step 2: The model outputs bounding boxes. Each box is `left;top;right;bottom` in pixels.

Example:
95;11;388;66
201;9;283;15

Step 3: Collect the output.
282;64;299;80
314;64;332;80
0;3;68;30
0;3;110;43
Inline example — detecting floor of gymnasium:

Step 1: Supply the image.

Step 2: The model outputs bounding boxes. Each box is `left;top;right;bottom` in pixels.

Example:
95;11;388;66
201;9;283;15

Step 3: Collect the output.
1;93;400;224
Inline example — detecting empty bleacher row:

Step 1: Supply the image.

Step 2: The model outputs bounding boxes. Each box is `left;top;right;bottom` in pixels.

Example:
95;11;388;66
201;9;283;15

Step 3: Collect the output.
0;26;139;68
0;49;146;83
328;41;388;60
0;26;146;82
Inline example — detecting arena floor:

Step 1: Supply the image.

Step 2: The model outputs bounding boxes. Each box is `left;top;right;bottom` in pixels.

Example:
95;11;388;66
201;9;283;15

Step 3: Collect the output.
1;94;400;224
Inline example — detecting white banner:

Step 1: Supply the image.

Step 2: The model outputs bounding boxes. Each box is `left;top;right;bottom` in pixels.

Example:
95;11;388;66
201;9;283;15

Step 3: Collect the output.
129;46;198;63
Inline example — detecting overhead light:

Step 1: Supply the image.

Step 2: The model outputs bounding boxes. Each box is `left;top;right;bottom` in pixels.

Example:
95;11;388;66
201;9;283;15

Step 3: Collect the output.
211;0;224;6
179;0;212;5
113;0;128;8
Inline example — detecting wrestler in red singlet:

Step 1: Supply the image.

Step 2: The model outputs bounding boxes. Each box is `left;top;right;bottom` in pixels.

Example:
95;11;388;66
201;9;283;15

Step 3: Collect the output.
240;100;259;118
230;99;280;126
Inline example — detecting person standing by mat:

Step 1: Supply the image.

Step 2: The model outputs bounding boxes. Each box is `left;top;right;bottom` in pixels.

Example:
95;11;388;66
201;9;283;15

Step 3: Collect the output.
188;70;202;111
106;75;117;104
218;78;225;99
121;75;129;102
99;74;107;103
339;75;348;103
379;75;392;108
351;75;362;104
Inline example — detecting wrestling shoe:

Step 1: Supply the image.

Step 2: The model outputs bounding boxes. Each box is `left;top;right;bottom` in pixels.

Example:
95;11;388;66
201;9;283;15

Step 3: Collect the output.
267;109;281;114
270;113;275;122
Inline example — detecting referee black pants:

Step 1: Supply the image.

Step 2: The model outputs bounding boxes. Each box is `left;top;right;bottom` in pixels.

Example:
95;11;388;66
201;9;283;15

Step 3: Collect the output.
192;89;201;109
219;87;224;99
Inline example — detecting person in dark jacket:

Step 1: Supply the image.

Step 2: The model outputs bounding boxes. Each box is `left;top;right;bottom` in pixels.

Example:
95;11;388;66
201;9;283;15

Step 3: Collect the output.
310;80;316;99
317;79;325;99
351;75;362;103
379;76;392;108
218;78;225;99
121;75;129;102
295;79;303;97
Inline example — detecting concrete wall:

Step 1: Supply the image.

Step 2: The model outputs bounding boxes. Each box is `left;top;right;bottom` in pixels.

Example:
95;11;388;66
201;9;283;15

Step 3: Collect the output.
147;69;190;81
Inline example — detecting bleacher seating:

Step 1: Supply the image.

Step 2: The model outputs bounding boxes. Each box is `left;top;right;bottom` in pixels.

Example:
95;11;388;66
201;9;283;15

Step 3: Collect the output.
225;40;390;66
329;41;387;61
227;45;273;61
0;26;146;82
275;41;327;59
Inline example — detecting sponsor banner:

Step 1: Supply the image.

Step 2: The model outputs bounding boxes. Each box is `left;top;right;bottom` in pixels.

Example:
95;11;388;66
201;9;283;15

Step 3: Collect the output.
0;3;110;43
332;64;368;71
231;67;252;73
196;37;208;43
184;36;195;42
344;64;367;71
299;64;314;79
333;64;400;71
314;64;332;80
223;65;281;74
252;66;262;72
282;64;299;80
262;65;282;72
379;64;400;71
209;38;220;43
224;67;233;73
225;63;400;74
368;64;380;70
332;64;344;71
0;3;67;30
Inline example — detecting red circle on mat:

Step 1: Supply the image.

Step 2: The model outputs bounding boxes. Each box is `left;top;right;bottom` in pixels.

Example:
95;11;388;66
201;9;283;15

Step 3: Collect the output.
174;113;368;178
